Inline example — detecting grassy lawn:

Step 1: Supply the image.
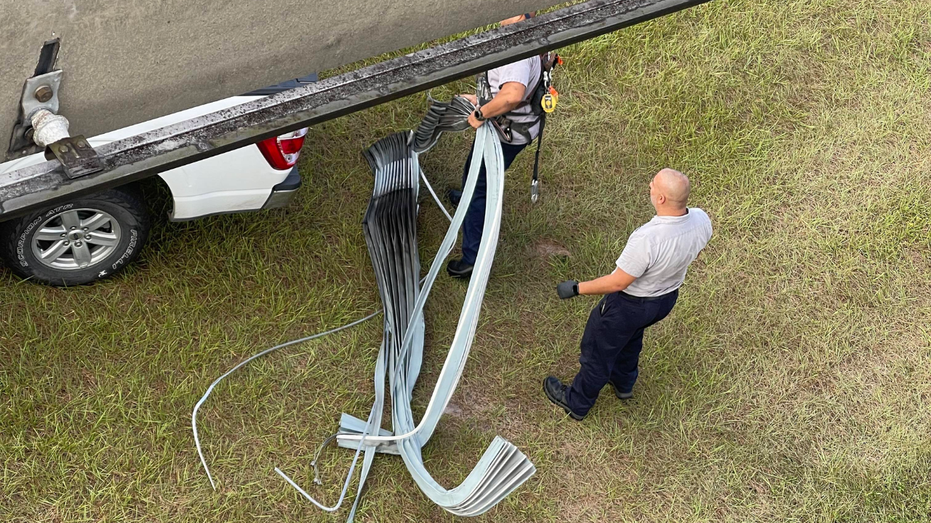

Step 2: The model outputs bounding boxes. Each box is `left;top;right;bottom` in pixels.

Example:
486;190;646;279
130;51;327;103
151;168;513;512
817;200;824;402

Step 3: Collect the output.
2;0;930;521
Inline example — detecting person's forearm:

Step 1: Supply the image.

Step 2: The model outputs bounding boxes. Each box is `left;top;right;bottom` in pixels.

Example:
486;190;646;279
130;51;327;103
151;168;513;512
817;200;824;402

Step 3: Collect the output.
578;273;631;295
557;268;635;300
478;94;519;118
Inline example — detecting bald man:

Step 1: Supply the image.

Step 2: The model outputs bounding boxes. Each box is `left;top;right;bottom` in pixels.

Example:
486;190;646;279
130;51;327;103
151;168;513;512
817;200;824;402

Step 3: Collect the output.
544;169;712;420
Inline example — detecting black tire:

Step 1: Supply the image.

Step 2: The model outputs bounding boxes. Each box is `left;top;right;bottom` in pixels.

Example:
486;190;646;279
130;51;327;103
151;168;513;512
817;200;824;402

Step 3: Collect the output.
0;186;150;286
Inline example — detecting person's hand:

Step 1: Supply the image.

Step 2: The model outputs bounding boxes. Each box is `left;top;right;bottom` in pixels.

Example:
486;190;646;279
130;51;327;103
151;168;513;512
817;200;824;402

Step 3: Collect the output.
460;94;478;106
467;110;483;129
556;280;580;299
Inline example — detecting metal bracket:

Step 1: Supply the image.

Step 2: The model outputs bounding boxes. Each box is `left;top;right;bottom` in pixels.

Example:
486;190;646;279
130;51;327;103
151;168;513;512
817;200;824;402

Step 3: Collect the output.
7;39;65;160
22;71;64;120
45;136;103;179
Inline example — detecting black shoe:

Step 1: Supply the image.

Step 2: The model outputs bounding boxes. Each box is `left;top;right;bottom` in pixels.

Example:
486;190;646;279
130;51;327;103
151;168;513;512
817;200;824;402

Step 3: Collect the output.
543;376;585;421
445;189;462;209
608;381;633;400
446;258;473;279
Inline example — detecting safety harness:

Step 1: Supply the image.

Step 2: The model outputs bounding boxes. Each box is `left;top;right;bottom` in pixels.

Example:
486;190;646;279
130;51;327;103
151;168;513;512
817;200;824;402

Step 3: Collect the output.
478;51;562;203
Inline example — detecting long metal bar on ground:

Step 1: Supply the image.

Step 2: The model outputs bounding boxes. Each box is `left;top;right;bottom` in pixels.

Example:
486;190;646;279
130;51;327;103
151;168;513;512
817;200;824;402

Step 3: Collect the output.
0;0;709;220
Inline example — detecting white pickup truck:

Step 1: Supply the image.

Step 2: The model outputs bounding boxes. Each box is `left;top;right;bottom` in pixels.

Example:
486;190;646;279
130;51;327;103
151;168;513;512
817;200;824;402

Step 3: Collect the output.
0;85;310;286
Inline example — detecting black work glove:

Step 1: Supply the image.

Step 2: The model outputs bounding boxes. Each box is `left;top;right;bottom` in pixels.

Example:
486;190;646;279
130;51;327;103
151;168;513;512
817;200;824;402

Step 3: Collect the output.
556;280;579;299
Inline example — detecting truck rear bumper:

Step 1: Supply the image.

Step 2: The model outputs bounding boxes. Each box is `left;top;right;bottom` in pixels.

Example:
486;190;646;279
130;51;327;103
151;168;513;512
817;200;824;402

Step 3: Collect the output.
261;167;302;210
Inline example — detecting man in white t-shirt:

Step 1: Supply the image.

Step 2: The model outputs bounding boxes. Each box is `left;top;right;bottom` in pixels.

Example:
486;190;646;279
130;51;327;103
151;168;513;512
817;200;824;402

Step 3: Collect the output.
543;168;713;420
446;12;542;278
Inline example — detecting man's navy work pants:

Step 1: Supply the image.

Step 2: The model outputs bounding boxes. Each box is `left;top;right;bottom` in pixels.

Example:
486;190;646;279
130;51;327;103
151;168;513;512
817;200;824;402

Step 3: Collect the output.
565;289;679;417
459;140;527;265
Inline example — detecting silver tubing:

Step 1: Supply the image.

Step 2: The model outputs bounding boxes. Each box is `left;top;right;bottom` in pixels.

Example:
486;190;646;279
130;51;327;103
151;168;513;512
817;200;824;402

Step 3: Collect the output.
417;162;454;222
192;310;382;490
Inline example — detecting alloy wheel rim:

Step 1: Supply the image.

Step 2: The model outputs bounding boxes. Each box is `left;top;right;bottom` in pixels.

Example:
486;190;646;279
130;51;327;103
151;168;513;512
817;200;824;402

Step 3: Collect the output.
30;208;123;271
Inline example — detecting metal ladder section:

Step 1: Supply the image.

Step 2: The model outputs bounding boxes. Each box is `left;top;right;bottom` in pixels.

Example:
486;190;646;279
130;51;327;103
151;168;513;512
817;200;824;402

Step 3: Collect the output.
0;0;709;221
323;123;533;518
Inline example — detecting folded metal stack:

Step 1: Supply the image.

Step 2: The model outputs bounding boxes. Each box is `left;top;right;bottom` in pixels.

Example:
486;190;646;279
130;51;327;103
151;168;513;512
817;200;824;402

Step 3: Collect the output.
329;123;535;519
410;96;476;153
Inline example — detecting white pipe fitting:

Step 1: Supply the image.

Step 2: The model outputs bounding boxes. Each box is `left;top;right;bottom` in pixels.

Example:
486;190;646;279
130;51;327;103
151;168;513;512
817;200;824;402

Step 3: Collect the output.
30;109;71;147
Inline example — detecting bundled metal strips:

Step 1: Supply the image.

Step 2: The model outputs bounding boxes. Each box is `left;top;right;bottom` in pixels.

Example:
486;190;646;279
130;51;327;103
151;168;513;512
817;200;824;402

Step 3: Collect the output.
410;96;476;153
193;109;533;520
326;122;534;518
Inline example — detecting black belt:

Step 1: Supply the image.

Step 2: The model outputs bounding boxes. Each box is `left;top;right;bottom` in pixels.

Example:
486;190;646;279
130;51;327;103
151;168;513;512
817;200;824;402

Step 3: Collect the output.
619;289;678;302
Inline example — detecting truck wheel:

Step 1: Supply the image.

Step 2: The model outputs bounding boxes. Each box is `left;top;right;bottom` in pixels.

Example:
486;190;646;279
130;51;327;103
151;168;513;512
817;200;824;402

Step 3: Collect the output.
0;187;150;286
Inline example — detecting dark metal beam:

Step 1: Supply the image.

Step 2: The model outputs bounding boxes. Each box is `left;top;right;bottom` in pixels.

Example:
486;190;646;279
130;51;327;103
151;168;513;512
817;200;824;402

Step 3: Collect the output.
0;0;710;220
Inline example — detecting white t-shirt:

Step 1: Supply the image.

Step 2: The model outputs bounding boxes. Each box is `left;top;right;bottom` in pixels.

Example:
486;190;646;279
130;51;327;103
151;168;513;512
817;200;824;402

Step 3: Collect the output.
616;208;713;297
486;56;542;145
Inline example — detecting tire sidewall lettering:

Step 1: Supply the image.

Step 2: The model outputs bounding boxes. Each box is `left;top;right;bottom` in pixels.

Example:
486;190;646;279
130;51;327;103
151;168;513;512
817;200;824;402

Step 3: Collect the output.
111;229;138;271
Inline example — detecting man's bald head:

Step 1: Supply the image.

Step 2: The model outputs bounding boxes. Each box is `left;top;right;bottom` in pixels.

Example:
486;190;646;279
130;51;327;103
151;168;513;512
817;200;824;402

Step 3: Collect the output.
650;168;691;212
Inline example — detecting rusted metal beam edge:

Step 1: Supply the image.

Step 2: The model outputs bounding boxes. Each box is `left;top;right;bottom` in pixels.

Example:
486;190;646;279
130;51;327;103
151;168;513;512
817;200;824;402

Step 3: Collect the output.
0;0;710;219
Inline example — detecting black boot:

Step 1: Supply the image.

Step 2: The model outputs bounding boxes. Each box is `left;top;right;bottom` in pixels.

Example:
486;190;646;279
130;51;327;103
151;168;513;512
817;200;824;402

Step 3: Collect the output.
446;258;473;279
543;376;585;421
445;189;462;209
608;381;634;400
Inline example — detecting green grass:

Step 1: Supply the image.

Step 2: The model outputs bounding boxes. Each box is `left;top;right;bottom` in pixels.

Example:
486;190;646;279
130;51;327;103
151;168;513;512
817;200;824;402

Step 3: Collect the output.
2;0;931;521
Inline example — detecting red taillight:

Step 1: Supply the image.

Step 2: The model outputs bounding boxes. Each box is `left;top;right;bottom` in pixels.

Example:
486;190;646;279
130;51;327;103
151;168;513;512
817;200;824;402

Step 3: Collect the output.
256;128;308;170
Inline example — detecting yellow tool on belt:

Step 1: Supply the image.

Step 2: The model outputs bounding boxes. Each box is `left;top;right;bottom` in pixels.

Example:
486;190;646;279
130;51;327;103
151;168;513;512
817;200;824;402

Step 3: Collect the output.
541;87;558;113
530;53;562;203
